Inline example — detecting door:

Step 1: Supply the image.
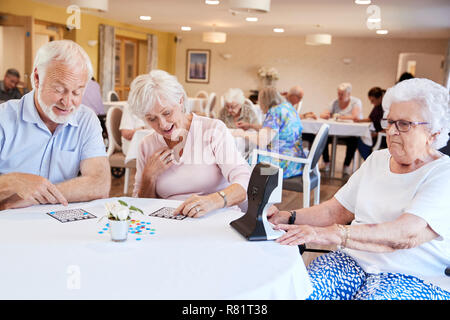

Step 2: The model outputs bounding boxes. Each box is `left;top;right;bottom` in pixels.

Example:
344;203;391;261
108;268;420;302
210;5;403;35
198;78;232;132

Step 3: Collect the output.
114;36;139;100
397;53;445;84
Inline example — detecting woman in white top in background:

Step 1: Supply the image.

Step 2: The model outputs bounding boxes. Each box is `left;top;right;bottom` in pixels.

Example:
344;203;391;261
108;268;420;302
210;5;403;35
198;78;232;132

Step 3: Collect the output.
320;83;363;175
268;78;450;300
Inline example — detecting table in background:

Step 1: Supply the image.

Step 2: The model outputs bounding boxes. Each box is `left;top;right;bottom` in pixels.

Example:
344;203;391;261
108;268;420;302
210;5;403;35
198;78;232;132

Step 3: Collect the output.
301;119;372;177
0;197;313;299
103;100;128;114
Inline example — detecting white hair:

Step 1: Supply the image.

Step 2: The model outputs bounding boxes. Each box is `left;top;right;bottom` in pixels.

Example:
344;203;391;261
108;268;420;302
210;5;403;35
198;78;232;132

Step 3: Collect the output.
127;69;187;119
223;88;245;105
338;82;352;93
382;78;450;150
31;40;93;89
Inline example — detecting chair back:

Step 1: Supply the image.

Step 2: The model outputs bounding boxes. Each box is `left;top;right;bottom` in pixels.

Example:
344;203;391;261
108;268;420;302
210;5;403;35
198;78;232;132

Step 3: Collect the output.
296;100;303;114
205;92;216;117
372;132;386;151
194;90;209;99
108;91;120;102
307;124;329;170
105;106;123;157
439;133;450;156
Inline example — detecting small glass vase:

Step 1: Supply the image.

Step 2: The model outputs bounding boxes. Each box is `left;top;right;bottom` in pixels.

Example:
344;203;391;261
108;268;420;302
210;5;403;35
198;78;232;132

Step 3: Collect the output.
263;77;277;87
109;219;129;242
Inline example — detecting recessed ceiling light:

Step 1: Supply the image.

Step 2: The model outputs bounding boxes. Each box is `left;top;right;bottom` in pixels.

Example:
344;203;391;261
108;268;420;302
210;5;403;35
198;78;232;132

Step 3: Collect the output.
354;0;371;4
273;28;284;33
246;17;258;22
181;26;191;31
376;29;389;34
205;0;220;4
139;16;151;21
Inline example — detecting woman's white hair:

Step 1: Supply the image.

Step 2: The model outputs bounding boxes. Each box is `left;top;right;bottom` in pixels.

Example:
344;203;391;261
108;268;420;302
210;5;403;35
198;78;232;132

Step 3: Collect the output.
382;78;450;150
338;82;352;93
223;88;245;105
31;40;93;89
127;69;187;119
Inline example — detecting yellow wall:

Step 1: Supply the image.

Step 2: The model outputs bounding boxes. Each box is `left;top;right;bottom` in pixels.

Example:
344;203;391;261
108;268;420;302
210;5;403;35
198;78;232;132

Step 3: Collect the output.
0;0;177;78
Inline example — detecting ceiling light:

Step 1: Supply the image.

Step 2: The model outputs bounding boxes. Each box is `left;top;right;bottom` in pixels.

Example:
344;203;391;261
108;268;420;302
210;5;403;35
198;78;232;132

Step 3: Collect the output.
229;0;271;13
354;0;371;4
273;28;284;33
246;17;258;22
205;0;220;5
71;0;108;12
305;34;332;45
203;32;227;43
376;29;389;34
181;26;191;31
139;16;151;21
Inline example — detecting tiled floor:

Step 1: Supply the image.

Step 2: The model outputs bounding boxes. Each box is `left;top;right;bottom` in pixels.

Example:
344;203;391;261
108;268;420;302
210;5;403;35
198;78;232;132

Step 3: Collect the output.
109;145;352;266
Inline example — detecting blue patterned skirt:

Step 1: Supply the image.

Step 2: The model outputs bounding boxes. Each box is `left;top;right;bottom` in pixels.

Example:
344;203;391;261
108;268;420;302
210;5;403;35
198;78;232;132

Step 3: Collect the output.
306;251;450;300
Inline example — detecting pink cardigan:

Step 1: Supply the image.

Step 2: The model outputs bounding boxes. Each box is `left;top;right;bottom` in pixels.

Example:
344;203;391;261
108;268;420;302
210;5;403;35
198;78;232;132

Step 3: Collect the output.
133;114;251;200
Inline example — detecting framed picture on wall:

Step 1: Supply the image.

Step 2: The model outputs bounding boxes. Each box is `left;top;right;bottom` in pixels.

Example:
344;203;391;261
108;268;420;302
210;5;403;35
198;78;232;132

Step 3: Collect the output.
186;49;210;83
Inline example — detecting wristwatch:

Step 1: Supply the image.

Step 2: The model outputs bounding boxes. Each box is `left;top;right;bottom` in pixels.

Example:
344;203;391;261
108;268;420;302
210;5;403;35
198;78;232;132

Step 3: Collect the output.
217;191;227;208
288;210;296;225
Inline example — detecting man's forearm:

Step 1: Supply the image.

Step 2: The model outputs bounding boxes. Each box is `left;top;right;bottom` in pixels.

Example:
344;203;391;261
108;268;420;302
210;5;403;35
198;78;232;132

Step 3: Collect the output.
56;173;110;202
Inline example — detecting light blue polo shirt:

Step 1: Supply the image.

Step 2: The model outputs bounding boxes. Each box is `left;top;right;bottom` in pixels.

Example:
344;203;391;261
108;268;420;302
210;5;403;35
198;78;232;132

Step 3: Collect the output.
0;91;107;184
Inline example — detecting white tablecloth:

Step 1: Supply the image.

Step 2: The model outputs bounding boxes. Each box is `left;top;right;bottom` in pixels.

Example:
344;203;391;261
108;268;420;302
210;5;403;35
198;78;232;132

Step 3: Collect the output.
302;119;372;146
0;197;313;299
103;100;128;114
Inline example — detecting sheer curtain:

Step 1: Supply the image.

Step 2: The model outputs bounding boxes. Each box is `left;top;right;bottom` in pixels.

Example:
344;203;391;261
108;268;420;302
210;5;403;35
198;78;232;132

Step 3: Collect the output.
98;24;115;101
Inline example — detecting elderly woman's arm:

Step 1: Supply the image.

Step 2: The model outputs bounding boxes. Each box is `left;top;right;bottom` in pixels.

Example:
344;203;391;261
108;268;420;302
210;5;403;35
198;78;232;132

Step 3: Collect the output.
232;127;277;148
274;204;439;252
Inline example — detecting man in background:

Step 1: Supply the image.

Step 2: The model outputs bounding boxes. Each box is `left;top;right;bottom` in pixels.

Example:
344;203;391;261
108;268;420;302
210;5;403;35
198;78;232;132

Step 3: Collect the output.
0;68;22;103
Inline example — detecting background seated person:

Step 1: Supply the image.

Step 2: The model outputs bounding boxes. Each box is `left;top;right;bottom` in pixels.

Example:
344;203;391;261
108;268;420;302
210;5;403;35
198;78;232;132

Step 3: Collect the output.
0;68;22;103
0;40;110;210
268;78;450;300
320;82;363;175
355;87;387;159
218;88;259;130
232;87;307;179
119;104;147;156
128;70;251;218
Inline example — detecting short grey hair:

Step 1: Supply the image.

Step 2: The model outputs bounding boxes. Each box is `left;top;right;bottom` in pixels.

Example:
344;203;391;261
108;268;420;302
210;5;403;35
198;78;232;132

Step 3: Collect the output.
31;40;93;89
128;69;187;119
338;82;352;93
223;88;245;105
382;78;450;150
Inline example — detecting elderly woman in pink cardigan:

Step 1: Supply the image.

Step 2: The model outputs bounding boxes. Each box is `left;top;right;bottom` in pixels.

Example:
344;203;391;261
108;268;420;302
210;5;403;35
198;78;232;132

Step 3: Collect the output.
127;70;251;217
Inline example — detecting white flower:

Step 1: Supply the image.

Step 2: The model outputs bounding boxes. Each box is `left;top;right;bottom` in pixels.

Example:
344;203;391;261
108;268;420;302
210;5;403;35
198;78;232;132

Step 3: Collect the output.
105;201;130;221
257;66;279;80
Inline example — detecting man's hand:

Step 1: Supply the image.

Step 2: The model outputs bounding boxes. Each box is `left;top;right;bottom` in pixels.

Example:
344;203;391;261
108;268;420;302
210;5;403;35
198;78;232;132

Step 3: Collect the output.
4;173;68;207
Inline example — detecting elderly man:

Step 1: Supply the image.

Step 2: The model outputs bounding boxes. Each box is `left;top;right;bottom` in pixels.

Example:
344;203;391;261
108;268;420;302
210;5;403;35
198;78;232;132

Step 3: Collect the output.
0;68;23;103
285;85;317;120
320;83;363;175
0;40;110;210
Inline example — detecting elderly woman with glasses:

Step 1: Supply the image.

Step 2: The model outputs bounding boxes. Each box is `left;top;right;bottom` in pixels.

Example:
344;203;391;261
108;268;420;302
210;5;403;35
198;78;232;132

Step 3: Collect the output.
128;70;250;217
218;88;259;130
268;78;450;300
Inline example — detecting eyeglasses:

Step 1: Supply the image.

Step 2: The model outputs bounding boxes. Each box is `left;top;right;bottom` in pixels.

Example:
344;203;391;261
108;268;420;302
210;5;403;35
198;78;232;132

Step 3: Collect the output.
380;118;429;132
